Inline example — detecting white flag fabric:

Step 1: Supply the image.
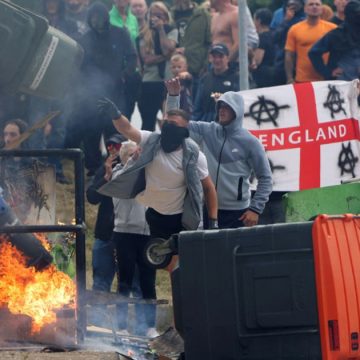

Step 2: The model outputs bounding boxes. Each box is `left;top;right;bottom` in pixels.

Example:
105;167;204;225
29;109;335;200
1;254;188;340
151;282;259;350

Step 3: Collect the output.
241;80;360;191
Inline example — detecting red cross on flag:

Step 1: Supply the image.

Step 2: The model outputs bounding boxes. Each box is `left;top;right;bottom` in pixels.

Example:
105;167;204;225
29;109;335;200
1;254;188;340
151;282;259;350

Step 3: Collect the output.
242;80;360;192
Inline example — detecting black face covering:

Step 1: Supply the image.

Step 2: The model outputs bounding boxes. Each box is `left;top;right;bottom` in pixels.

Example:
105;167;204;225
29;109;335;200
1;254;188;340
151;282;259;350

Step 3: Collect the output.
87;3;110;33
90;14;109;33
160;122;189;153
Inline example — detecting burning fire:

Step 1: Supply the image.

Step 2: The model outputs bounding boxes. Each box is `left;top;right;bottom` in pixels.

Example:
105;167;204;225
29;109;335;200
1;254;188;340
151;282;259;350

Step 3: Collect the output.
0;235;75;333
35;232;51;252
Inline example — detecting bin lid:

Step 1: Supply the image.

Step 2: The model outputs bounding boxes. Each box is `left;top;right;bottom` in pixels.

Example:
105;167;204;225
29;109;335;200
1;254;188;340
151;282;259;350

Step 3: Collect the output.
0;0;47;90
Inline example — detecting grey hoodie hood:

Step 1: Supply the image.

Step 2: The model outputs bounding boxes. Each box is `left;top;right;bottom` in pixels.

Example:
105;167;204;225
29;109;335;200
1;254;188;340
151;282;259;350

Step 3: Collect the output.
166;92;273;213
216;91;245;131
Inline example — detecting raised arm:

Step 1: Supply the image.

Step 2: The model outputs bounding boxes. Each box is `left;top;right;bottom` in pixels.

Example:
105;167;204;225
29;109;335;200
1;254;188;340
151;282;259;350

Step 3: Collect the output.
164;78;181;112
164;77;207;144
98;98;141;144
151;17;177;57
158;27;177;57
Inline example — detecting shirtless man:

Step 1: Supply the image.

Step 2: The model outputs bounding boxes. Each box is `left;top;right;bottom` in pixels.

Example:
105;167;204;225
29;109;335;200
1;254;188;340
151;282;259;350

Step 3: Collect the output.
211;0;258;62
211;0;238;61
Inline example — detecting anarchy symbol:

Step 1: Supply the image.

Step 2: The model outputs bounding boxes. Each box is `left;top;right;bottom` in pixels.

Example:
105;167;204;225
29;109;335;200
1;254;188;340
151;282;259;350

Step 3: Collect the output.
269;159;286;173
323;84;347;119
244;96;290;127
338;142;358;177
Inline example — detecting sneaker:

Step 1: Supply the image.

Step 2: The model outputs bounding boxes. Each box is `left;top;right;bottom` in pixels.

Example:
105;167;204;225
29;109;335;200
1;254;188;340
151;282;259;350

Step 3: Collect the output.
146;327;159;338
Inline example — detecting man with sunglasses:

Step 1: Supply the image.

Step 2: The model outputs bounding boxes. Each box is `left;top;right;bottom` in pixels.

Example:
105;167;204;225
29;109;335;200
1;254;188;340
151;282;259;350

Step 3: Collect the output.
165;78;272;229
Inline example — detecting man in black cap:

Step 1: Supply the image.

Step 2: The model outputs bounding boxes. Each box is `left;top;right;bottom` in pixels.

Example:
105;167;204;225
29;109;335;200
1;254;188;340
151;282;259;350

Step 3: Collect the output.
192;43;240;122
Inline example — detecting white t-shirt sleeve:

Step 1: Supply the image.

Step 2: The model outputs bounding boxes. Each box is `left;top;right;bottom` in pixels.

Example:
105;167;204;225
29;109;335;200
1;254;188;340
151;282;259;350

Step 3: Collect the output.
139;130;153;147
197;151;209;180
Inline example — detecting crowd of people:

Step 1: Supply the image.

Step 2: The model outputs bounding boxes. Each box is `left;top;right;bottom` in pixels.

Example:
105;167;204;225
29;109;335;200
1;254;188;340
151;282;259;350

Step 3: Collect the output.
1;0;359;172
1;0;360;338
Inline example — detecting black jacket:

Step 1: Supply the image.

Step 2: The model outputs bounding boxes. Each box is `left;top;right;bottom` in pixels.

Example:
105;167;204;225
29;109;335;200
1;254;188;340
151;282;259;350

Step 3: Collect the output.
193;68;239;122
78;3;137;99
86;165;114;241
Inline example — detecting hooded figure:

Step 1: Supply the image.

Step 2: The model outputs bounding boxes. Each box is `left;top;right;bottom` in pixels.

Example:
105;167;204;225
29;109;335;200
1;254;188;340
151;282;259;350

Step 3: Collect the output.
167;91;272;227
42;0;78;38
309;0;360;80
78;2;137;103
65;1;137;176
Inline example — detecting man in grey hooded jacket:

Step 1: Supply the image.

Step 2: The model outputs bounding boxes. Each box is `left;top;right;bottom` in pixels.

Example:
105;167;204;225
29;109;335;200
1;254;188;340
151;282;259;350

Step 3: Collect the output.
165;78;272;228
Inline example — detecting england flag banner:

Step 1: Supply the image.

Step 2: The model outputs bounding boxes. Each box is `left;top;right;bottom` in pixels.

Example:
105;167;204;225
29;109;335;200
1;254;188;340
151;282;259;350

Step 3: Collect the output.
242;80;360;192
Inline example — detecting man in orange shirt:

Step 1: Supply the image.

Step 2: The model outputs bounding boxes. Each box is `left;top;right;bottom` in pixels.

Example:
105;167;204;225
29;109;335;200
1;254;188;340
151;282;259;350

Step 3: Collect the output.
284;0;336;83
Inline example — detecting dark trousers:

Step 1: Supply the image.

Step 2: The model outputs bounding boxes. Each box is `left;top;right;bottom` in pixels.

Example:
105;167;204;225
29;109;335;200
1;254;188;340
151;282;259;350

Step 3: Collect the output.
203;207;247;229
138;82;165;131
123;71;142;119
92;238;115;292
145;207;183;240
142;208;183;333
112;232;155;333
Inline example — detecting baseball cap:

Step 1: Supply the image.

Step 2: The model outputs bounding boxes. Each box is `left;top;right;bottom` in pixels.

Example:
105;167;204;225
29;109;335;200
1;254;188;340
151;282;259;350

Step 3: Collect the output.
209;43;229;56
105;133;127;146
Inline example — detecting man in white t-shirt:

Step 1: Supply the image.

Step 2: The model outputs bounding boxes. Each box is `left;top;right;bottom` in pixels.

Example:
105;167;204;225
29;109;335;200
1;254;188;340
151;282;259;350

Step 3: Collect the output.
98;99;218;240
135;130;208;217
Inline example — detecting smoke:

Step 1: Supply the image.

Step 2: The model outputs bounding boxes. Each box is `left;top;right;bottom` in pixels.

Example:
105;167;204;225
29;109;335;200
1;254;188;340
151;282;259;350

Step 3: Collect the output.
89;302;155;337
0;304;156;359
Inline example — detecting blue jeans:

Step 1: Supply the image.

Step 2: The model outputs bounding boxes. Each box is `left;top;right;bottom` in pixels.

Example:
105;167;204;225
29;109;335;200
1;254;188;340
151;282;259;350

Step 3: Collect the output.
92;239;115;292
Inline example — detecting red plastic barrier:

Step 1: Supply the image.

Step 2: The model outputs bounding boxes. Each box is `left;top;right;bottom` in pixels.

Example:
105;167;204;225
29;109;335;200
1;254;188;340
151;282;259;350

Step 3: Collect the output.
312;214;360;360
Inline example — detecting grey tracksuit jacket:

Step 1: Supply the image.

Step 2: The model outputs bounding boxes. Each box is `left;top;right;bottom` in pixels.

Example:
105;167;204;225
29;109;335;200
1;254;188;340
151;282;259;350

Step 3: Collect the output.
167;91;272;214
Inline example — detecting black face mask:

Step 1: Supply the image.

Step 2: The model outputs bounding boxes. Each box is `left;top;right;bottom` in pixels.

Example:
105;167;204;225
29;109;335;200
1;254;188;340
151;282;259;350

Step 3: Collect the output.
160;122;189;153
90;16;108;33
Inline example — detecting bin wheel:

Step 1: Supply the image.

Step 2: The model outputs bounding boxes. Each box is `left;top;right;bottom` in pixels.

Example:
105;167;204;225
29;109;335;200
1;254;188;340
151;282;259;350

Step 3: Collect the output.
143;238;173;269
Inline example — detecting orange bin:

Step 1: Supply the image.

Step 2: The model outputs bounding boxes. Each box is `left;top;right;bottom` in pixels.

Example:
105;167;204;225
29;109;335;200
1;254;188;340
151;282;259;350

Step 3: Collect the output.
312;214;360;360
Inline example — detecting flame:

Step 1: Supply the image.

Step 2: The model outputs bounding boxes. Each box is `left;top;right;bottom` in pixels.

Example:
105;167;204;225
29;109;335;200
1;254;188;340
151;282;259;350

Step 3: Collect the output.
35;233;51;252
0;236;76;333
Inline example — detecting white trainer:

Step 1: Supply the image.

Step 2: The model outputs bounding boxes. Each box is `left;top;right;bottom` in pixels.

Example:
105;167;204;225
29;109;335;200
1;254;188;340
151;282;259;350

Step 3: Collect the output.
146;327;159;338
